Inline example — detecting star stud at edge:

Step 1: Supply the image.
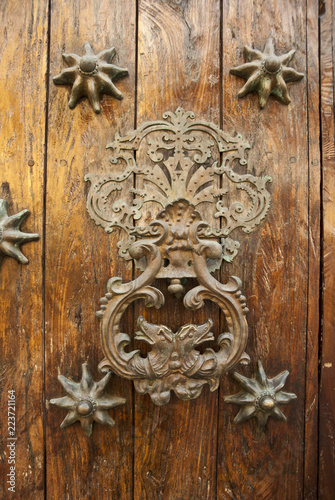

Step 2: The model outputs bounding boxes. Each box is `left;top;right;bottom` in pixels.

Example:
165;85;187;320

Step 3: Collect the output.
53;41;129;114
0;199;39;267
230;38;304;108
224;360;297;430
50;363;126;436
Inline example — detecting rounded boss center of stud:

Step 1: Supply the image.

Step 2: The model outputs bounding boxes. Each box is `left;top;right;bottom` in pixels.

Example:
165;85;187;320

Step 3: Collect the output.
79;55;97;74
76;399;94;416
259;395;276;411
264;56;281;74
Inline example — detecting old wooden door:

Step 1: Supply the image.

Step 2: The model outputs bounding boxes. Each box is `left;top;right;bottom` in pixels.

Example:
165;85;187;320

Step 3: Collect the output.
1;0;334;498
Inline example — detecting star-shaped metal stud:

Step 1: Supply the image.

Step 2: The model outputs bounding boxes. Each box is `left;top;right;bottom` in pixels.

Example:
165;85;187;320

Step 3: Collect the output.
230;38;304;108
50;363;126;436
0;199;39;268
224;361;297;430
53;41;129;113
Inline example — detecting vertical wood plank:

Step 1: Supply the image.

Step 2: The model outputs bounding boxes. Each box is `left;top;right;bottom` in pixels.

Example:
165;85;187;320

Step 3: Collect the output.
0;0;48;497
304;0;321;497
45;1;136;498
218;1;309;498
319;0;335;498
134;1;221;498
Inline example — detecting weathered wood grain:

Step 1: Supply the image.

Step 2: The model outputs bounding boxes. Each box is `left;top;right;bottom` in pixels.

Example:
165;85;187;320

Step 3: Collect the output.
304;0;321;497
134;1;221;498
218;1;309;498
45;1;136;498
0;0;328;498
0;0;48;497
319;1;335;498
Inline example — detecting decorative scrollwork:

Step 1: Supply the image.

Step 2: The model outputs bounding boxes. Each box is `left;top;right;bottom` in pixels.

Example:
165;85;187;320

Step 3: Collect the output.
83;109;272;408
96;201;250;405
85;108;272;263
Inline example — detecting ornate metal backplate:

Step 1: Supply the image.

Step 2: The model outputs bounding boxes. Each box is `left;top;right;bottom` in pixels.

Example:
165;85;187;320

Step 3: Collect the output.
86;107;272;266
85;108;272;405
